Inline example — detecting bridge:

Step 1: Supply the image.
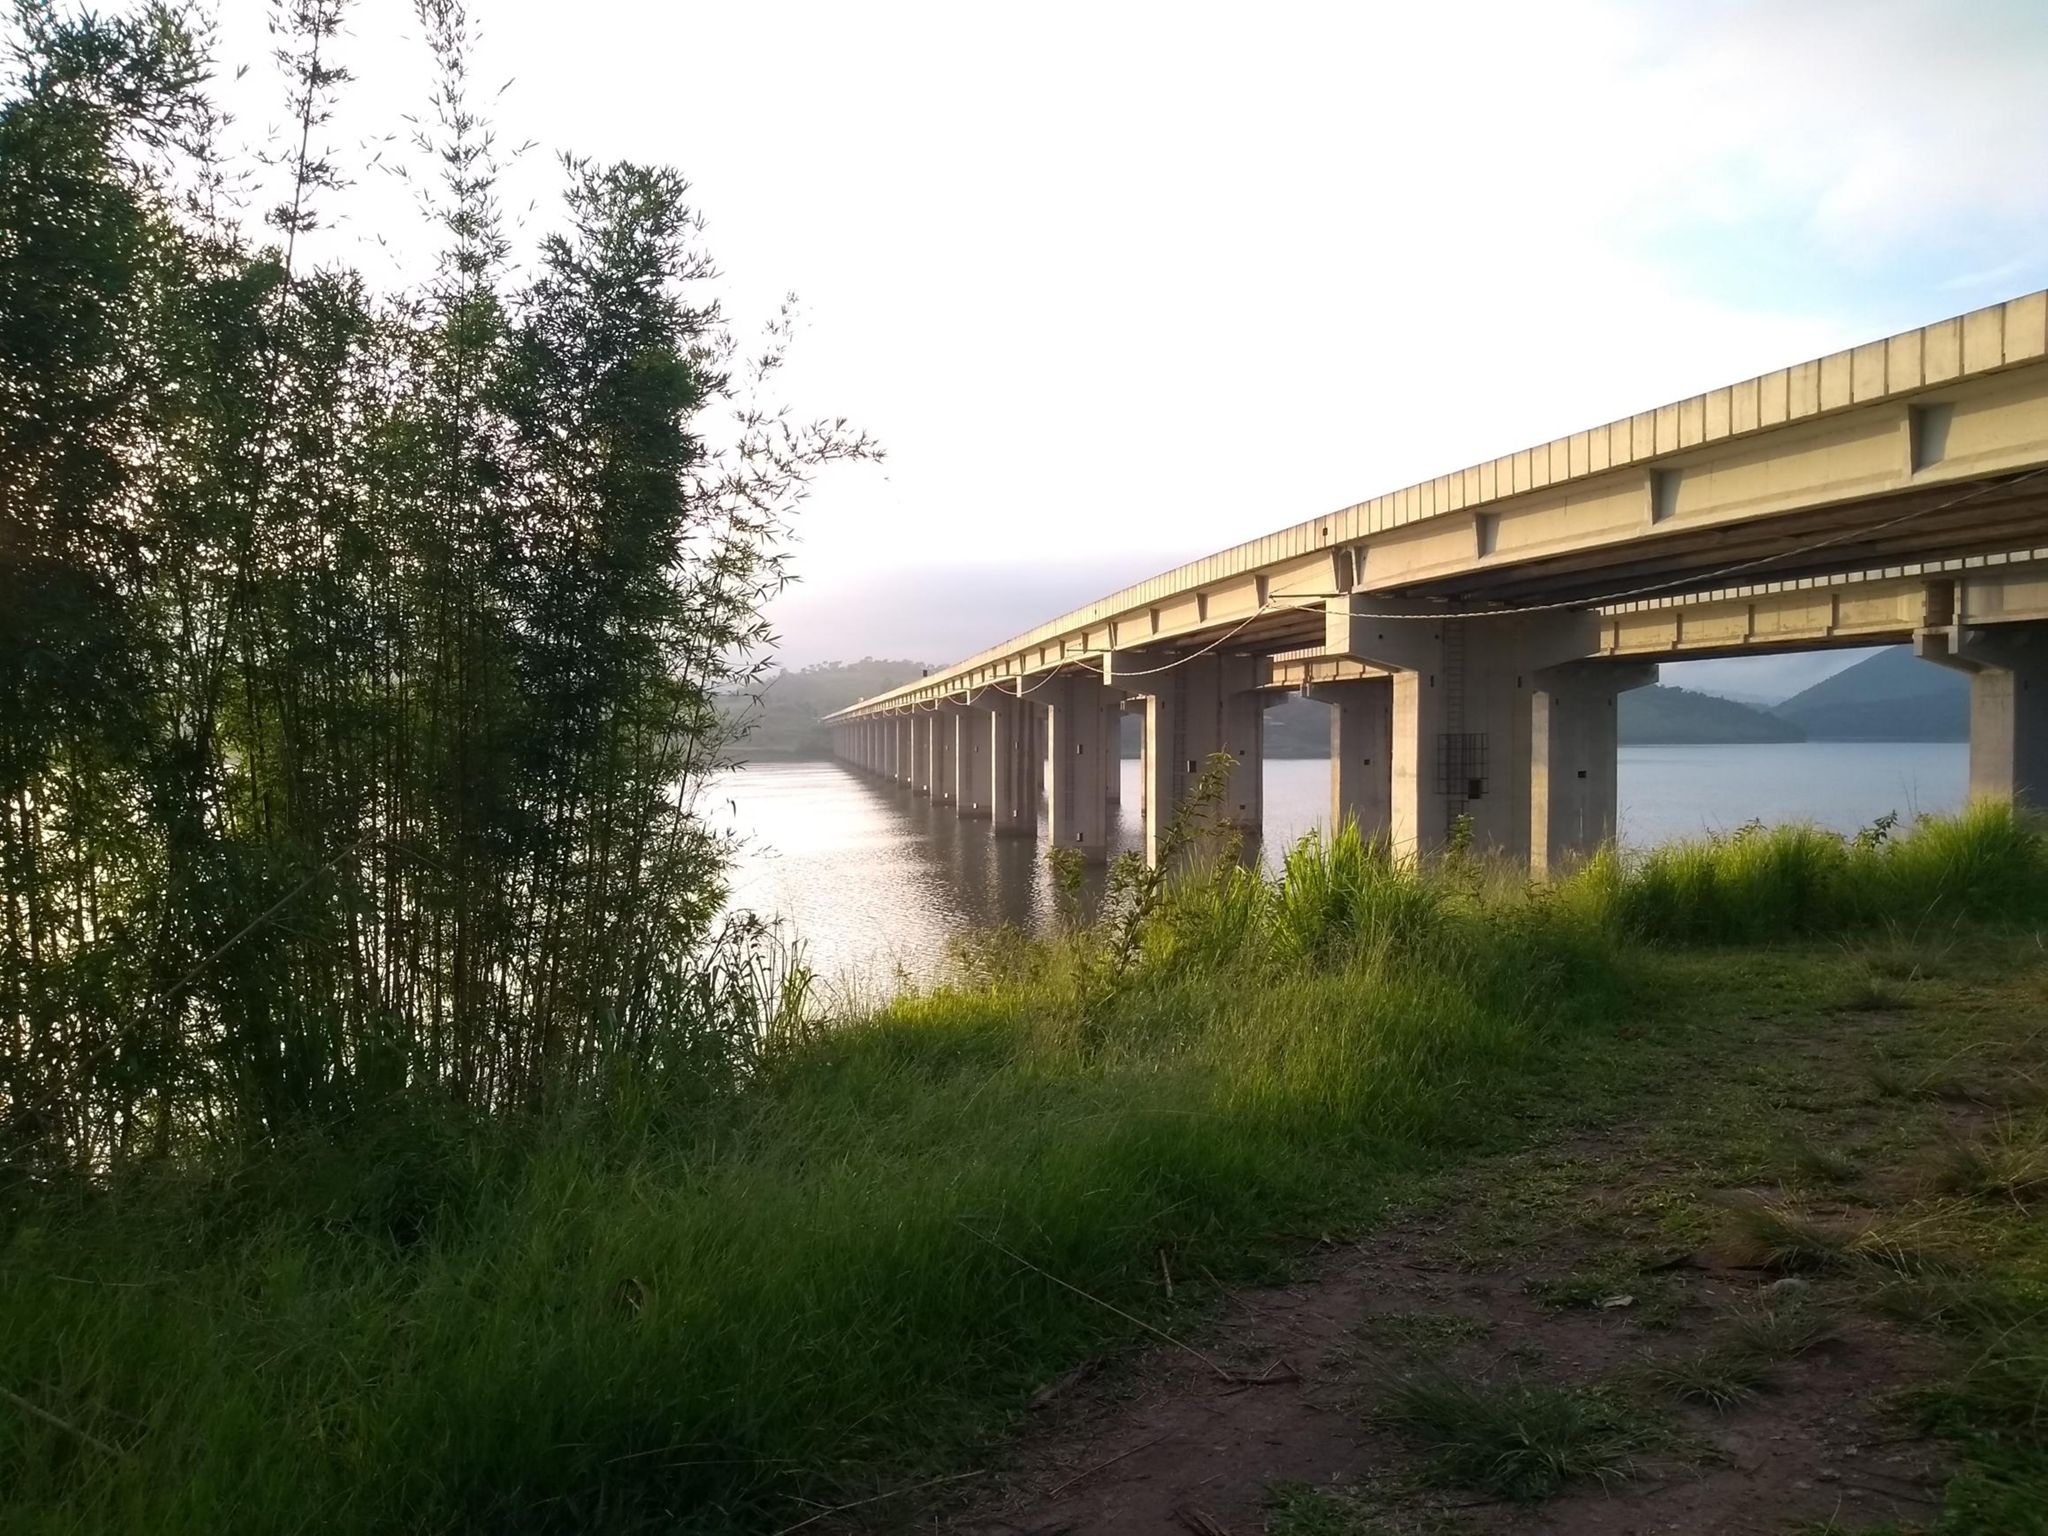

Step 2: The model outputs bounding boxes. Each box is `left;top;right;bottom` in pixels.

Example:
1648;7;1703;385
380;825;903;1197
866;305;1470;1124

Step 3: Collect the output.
826;291;2048;872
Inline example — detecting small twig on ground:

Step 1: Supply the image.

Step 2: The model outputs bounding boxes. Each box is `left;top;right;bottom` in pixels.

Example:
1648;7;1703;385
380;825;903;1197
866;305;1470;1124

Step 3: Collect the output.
1;1385;119;1458
1027;1357;1102;1412
1219;1359;1301;1396
1159;1246;1174;1300
1045;1431;1175;1498
766;1469;985;1535
957;1221;1233;1381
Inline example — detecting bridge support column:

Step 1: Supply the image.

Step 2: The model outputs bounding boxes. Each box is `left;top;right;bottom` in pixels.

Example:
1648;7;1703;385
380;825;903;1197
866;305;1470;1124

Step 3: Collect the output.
911;713;934;797
989;691;1039;836
929;708;956;806
895;715;913;786
1043;674;1116;861
953;702;991;817
1917;622;2048;808
1109;653;1262;867
1328;601;1600;862
1308;677;1393;842
1529;661;1656;879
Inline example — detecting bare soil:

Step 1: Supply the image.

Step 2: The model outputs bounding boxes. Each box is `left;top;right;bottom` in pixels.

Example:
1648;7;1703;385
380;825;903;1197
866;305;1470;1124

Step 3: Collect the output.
924;985;1986;1536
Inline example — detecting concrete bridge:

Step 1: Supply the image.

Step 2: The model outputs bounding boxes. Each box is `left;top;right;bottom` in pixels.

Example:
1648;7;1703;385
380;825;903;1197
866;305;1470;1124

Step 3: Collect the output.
826;291;2048;872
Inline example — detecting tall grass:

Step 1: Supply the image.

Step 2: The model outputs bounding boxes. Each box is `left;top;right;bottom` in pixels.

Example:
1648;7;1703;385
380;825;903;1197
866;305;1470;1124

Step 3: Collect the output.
1561;803;2048;946
4;808;2045;1533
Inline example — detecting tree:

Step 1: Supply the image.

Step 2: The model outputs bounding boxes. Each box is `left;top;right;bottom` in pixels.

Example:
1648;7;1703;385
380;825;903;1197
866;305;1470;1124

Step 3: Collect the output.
0;0;875;1175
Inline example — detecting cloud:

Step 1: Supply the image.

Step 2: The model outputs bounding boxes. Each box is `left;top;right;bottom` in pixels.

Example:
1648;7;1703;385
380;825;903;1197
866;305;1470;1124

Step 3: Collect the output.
197;0;2048;662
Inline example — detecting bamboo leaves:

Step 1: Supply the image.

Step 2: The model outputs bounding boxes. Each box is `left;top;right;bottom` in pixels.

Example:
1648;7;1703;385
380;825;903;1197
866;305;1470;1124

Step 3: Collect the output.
1;2;874;1175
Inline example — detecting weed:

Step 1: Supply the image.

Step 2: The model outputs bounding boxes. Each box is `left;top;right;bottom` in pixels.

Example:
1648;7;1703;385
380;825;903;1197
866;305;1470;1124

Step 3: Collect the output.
1937;1122;2048;1200
1711;1199;1850;1272
1378;1376;1655;1501
1781;1138;1862;1188
1859;918;1955;981
1264;1481;1382;1535
1641;1293;1839;1410
1359;1311;1492;1354
1644;1343;1773;1409
1848;1206;1979;1275
1724;1294;1842;1359
1835;970;1908;1013
1526;1250;1641;1309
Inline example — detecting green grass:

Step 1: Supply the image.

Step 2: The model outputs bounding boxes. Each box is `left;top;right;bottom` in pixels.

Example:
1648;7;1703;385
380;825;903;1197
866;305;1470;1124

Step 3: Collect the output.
1564;803;2048;946
1359;1311;1493;1354
1711;1198;1855;1272
1641;1295;1840;1410
1377;1376;1656;1501
4;807;2047;1533
1779;1136;1864;1188
1643;1344;1775;1409
1938;1120;2048;1199
1723;1293;1841;1359
1265;1481;1384;1535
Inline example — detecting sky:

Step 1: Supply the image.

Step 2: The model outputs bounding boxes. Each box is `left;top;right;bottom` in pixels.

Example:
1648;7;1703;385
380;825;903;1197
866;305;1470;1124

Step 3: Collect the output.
197;0;2048;699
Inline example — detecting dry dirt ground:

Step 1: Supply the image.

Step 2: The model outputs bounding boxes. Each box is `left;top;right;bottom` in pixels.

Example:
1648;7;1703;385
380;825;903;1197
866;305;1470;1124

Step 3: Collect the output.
907;945;2043;1536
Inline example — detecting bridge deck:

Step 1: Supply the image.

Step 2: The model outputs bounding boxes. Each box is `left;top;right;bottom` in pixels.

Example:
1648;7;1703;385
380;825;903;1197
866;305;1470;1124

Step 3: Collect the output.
835;291;2048;719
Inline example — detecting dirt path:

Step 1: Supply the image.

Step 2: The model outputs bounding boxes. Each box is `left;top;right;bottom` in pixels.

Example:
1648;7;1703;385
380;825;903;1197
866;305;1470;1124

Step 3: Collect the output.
926;944;2038;1536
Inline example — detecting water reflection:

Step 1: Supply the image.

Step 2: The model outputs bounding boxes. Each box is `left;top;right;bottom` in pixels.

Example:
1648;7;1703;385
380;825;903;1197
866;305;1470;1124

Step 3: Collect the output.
716;744;1969;991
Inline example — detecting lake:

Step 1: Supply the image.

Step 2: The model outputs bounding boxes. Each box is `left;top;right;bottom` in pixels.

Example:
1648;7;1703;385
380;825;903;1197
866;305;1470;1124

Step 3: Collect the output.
712;742;1968;991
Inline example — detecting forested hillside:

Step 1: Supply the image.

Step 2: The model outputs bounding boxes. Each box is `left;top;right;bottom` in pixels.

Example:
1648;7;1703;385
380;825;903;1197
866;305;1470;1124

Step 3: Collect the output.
1620;685;1805;743
733;659;930;755
792;679;1812;760
1774;646;1968;740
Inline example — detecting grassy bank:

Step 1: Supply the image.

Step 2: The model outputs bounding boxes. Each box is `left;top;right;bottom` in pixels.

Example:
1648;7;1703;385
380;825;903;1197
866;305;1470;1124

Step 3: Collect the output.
5;808;2047;1533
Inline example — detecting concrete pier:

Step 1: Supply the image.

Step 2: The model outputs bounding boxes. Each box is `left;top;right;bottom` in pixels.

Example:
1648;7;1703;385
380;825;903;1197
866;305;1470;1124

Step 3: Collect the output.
1918;621;2048;809
953;704;990;816
989;692;1039;836
1308;676;1393;842
1530;661;1656;878
1110;652;1263;866
929;709;956;805
909;713;930;797
1042;674;1115;861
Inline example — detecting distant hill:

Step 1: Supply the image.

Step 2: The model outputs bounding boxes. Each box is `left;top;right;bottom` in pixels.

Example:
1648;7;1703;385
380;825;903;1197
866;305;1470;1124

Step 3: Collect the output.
729;659;931;757
1773;647;1967;741
1124;682;1799;757
1619;685;1804;744
740;647;1966;762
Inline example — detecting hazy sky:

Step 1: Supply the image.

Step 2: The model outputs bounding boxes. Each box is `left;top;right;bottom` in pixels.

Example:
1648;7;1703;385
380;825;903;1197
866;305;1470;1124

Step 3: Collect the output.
201;0;2048;695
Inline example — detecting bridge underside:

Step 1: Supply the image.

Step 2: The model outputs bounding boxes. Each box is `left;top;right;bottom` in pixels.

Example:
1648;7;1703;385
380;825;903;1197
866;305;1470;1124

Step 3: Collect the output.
830;293;2048;871
1396;472;2048;607
833;555;2048;875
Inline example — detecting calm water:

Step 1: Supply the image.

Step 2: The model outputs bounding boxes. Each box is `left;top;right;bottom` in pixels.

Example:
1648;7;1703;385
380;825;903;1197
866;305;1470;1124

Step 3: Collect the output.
713;743;1968;989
